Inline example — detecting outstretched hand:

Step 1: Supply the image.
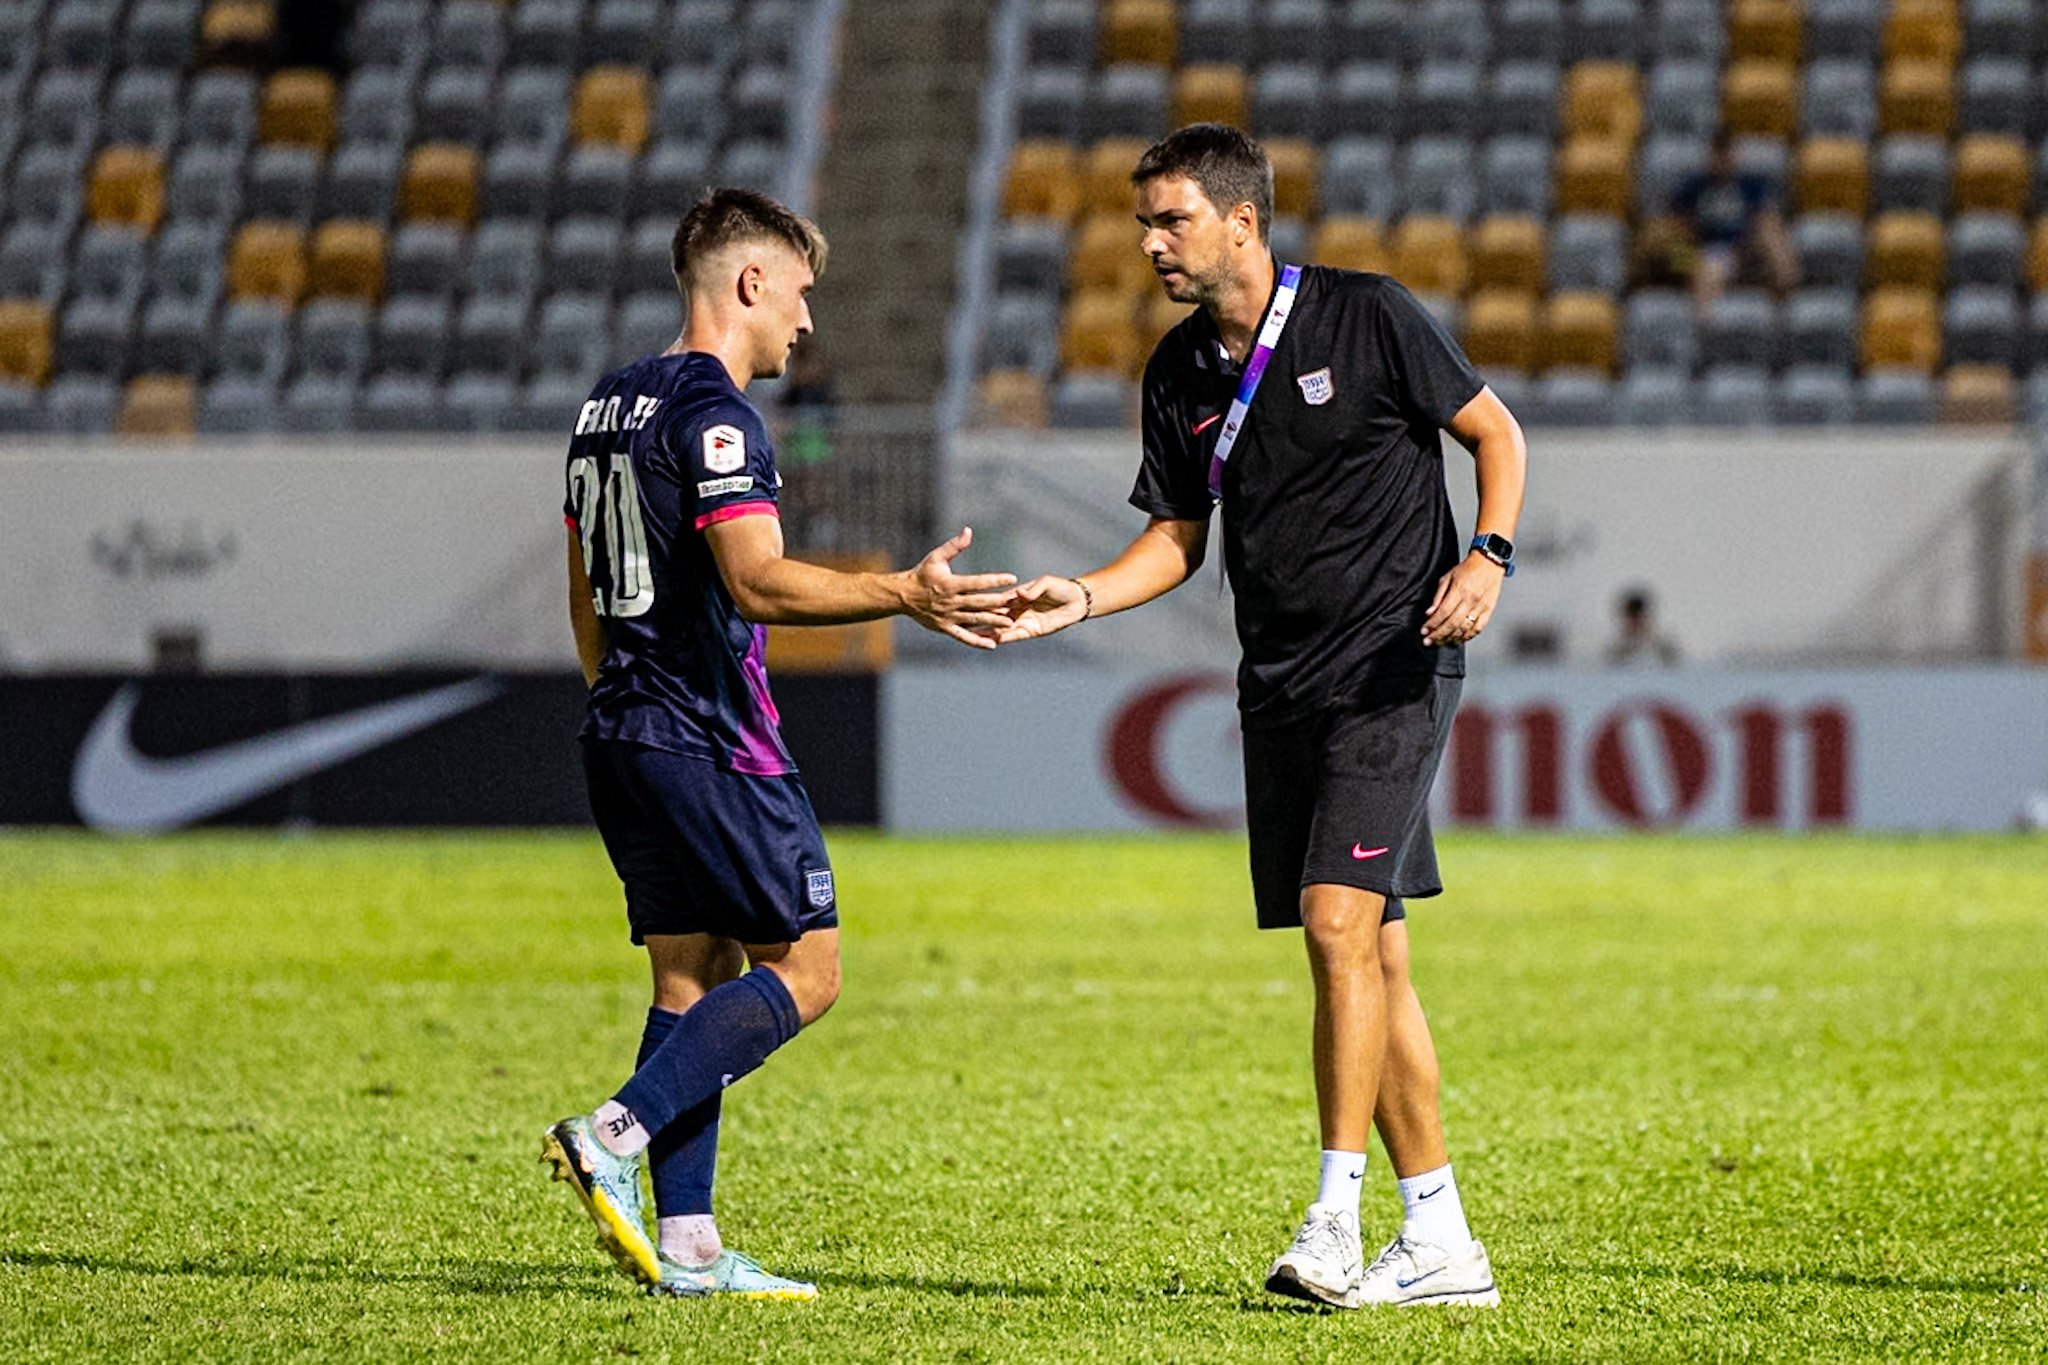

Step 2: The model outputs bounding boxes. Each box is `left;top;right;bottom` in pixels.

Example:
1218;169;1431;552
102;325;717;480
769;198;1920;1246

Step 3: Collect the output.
903;526;1019;651
994;575;1089;644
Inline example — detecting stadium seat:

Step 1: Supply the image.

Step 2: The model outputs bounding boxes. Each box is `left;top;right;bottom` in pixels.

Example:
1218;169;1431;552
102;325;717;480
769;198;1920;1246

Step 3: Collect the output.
357;373;448;431
401;145;480;227
386;223;465;301
1079;139;1151;216
151;222;226;307
1411;0;1491;65
1951;136;2028;214
1965;0;2038;59
585;0;661;67
1857;367;1937;421
1527;368;1615;426
2033;221;2048;290
1485;62;1558;140
1462;290;1539;371
555;147;634;223
1776;365;1857;424
1049;372;1135;428
1783;288;1861;368
280;374;359;432
454;296;530;380
340;70;414;149
1094;64;1172;142
134;296;212;374
197;374;279;432
1323;138;1399;219
113;373;195;435
975;369;1050;428
480;145;554;222
1696;365;1777;424
1027;0;1097;66
716;141;786;197
259;70;337;152
1469;216;1546;292
1802;59;1877;138
1861;287;1942;370
27;70;103;158
1879;59;1955;135
508;0;583;69
999;144;1078;221
1540;292;1618;373
1497;0;1565;65
573;68;651;153
1866;211;1946;288
199;0;276;68
632;142;715;222
1102;0;1176;65
1701;290;1781;369
1480;137;1552;218
1617;366;1694;424
1943;287;2019;366
981;291;1060;376
243;146;320;223
42;375;122;433
185;71;257;148
1266;139;1318;218
1958;58;2030;137
376;295;452;378
1563;63;1641;146
1555;137;1632;217
1873;136;1950;213
1939;364;2015;423
549;219;625;298
469;222;543;308
664;0;740;71
1335;0;1401;64
510;372;592;433
1723;60;1799;138
1403;138;1478;222
1016;67;1086;143
1408;62;1481;141
2027;296;2048;370
0;301;55;387
1638;135;1709;216
227;222;306;303
1069;213;1151;295
1575;0;1642;62
214;299;290;381
730;64;791;144
106;70;183;151
1885;0;1961;63
0;224;68;305
124;0;200;70
294;299;374;380
1948;212;2026;287
322;143;403;222
88;148;166;234
1060;290;1143;378
59;295;135;377
416;69;491;146
352;0;431;70
1647;60;1720;139
1391;216;1467;296
1806;0;1886;62
1622;289;1697;371
1548;215;1627;292
1731;0;1802;62
1656;0;1726;63
533;293;613;378
7;147;87;232
1253;64;1325;142
308;221;385;303
1177;0;1246;65
73;228;149;308
1796;137;1869;213
1174;66;1247;129
1310;216;1388;273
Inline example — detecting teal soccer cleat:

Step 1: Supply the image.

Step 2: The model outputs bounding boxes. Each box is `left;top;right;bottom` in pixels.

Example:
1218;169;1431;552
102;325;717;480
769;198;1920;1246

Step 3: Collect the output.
648;1249;819;1301
540;1115;660;1288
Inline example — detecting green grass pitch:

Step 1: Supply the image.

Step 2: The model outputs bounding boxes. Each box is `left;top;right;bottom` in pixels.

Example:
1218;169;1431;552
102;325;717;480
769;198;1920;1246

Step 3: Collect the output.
2;831;2045;1362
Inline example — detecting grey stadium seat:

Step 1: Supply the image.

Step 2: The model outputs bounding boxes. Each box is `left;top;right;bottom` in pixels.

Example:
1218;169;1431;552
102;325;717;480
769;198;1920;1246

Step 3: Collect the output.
1857;369;1936;423
1480;137;1552;217
507;0;582;68
1803;60;1877;139
1269;216;1310;269
1782;288;1860;368
2031;367;2048;425
295;300;374;381
417;69;493;145
1944;286;2020;366
1873;137;1950;215
1959;58;2030;137
981;292;1060;376
1699;291;1781;370
1964;0;2038;61
1570;0;1642;62
386;223;466;300
0;224;68;304
1793;213;1865;287
151;223;226;306
633;142;716;222
497;69;570;151
1948;212;2026;287
1330;64;1402;140
1410;0;1489;65
1654;1;1726;63
1616;368;1694;426
340;69;414;148
1337;0;1403;65
512;373;592;433
1647;61;1718;138
1480;367;1530;417
281;375;359;433
1094;64;1171;142
1402;138;1478;222
7;148;85;230
198;375;281;433
1548;216;1627;293
548;218;625;296
353;0;432;69
432;0;506;71
0;8;34;82
42;376;122;435
134;296;212;375
1321;138;1399;220
72;228;150;308
468;222;543;305
376;295;454;378
995;220;1070;297
555;147;634;222
1622;289;1696;372
1805;0;1885;61
59;297;136;378
1180;0;1251;67
742;0;805;68
1637;136;1709;216
123;0;200;70
0;381;41;433
532;294;613;378
28;71;103;158
586;0;661;67
1262;0;1333;66
1776;366;1857;424
322;142;402;222
2028;295;2048;371
356;374;450;432
1527;369;1614;427
1407;62;1481;141
445;374;519;430
214;301;291;383
1050;374;1134;429
1696;366;1777;425
1734;136;1789;196
106;70;183;150
244;147;322;223
655;70;728;148
624;217;678;290
46;0;121;69
1483;62;1557;140
455;297;530;378
616;291;684;363
662;0;739;73
1494;0;1565;65
481;145;554;221
1016;67;1085;143
185;71;257;148
717;142;786;197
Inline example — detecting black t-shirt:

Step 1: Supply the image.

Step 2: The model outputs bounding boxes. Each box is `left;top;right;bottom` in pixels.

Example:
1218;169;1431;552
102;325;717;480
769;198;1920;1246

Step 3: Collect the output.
1131;266;1484;726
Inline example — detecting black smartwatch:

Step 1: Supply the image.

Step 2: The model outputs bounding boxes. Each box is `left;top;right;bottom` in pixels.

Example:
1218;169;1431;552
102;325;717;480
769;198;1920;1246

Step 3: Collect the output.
1470;533;1516;577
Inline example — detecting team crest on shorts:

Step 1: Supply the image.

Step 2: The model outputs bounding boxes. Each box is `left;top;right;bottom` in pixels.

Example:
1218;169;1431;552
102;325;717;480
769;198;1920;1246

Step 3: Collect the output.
1296;367;1334;405
805;868;835;909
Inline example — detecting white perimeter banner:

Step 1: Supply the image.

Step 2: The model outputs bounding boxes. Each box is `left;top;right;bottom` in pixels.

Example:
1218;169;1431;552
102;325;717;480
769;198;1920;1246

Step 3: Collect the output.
884;665;2048;833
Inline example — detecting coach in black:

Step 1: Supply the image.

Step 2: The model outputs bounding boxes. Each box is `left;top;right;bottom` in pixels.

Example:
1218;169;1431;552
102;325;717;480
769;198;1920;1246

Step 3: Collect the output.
999;124;1527;1309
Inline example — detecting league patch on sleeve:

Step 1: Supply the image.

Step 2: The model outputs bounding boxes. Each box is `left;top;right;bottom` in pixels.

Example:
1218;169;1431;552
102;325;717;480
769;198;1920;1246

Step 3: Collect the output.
702;423;747;474
805;869;835;909
697;475;754;497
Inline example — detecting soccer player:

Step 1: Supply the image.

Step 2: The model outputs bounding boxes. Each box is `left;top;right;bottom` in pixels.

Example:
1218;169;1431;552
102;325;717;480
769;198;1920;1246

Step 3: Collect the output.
543;188;1017;1299
997;125;1528;1309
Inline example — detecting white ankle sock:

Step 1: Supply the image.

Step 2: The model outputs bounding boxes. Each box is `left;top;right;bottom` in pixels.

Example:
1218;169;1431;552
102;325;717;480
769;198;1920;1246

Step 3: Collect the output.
1397;1163;1472;1248
658;1214;722;1267
592;1099;650;1157
1316;1149;1366;1216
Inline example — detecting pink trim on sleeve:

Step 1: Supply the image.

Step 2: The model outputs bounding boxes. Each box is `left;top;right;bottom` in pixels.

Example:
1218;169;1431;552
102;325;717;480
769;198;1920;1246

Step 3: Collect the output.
564;514;579;529
695;501;780;530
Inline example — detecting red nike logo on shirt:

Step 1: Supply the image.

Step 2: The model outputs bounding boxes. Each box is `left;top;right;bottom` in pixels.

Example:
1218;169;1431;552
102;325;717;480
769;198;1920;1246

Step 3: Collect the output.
1191;413;1222;434
1352;844;1390;860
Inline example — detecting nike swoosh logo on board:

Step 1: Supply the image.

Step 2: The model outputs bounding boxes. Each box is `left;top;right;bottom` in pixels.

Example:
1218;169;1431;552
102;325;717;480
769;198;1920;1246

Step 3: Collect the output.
70;678;505;832
1191;413;1222;434
1352;844;1390;860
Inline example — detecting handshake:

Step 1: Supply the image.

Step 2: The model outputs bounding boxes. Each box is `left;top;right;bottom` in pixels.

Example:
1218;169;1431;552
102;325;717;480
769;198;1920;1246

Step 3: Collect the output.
897;526;1090;651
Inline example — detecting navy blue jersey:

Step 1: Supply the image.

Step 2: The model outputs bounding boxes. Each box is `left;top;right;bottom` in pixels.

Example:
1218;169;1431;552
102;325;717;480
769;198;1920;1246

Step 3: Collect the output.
563;351;794;775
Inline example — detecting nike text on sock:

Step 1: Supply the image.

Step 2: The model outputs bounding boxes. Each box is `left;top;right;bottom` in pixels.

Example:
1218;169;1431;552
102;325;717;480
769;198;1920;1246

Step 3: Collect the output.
1317;1148;1367;1217
593;1099;650;1157
1396;1162;1473;1248
658;1213;723;1268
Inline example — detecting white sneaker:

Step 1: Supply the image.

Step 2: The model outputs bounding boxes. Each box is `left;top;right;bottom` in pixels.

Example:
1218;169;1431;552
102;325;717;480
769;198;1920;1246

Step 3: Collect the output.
1263;1203;1364;1306
1348;1234;1501;1308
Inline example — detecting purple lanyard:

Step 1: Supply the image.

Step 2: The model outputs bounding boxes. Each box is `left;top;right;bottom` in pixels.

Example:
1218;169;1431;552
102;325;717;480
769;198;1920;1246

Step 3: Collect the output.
1207;263;1303;502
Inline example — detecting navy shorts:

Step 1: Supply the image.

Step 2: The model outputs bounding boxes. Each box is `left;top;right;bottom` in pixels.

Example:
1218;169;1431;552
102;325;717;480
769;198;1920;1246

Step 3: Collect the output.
580;738;838;945
1240;674;1461;931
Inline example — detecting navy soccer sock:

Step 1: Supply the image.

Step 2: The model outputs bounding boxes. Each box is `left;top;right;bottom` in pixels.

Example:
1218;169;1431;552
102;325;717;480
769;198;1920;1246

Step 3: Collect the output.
636;1007;720;1218
614;968;802;1139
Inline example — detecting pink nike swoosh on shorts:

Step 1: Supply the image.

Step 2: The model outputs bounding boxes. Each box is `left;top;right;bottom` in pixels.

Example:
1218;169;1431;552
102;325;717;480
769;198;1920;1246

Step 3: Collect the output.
1352;844;1390;860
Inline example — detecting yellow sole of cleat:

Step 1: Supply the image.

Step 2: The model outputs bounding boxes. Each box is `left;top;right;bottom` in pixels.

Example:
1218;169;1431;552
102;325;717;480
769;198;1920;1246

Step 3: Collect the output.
540;1131;661;1289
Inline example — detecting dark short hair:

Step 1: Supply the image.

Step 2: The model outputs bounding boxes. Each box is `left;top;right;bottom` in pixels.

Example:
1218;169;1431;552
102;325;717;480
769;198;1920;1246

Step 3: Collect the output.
1621;588;1653;616
1131;123;1273;238
670;187;829;290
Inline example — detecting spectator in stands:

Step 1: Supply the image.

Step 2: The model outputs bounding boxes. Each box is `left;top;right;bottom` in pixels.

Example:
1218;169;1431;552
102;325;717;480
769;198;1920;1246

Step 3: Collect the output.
1606;587;1682;665
278;0;356;71
1669;131;1797;308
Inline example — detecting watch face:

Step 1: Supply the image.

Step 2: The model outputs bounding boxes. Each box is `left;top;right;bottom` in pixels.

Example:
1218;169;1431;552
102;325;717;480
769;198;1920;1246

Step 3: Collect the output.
1480;535;1513;559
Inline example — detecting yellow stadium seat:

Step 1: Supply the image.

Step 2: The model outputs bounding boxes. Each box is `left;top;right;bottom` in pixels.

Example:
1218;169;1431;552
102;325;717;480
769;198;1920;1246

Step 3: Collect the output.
259;69;337;151
0;301;55;387
1860;288;1941;371
116;375;197;437
1082;138;1154;215
1723;60;1799;138
572;67;651;152
1940;366;2016;425
2030;219;2048;291
1061;290;1145;378
1795;137;1869;214
1003;141;1080;220
1463;290;1539;372
1880;58;1954;136
1563;63;1640;145
200;0;274;67
1311;216;1388;274
1266;139;1318;218
1469;216;1546;292
1951;135;2028;215
88;147;166;234
1554;137;1632;217
1729;0;1803;62
1174;66;1247;129
1069;212;1150;294
976;369;1049;428
1391;216;1467;296
1866;212;1945;289
400;144;480;226
1101;0;1176;65
308;220;386;302
1540;291;1618;374
227;221;306;302
1884;0;1961;64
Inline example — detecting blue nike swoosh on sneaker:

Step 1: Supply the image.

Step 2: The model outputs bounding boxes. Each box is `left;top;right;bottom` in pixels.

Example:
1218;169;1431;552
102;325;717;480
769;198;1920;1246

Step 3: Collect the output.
1396;1267;1444;1289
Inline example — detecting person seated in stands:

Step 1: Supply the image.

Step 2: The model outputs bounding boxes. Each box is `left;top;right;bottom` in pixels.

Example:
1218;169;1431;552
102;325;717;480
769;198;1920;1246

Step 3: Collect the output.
1669;131;1798;308
1606;587;1682;666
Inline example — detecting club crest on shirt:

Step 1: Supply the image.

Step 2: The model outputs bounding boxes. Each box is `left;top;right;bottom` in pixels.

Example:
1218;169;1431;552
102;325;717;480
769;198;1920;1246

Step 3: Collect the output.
805;868;835;909
1296;367;1334;405
702;423;746;473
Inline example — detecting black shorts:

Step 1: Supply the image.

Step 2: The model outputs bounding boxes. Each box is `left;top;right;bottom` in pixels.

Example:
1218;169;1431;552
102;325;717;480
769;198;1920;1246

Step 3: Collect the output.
580;738;838;945
1241;674;1461;931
